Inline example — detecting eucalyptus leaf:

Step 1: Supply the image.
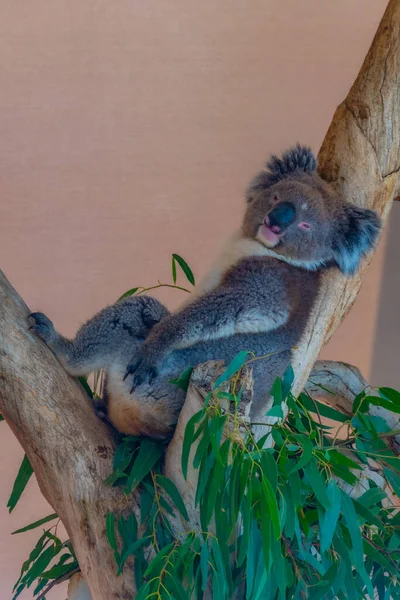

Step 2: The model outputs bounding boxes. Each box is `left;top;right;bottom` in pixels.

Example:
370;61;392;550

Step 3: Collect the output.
172;253;195;286
7;454;34;513
12;513;58;535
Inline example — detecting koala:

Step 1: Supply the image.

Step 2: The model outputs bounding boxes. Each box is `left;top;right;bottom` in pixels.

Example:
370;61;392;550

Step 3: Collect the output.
29;145;381;440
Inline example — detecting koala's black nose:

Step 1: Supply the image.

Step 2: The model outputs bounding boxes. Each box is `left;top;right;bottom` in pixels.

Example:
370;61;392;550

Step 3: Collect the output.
267;202;296;232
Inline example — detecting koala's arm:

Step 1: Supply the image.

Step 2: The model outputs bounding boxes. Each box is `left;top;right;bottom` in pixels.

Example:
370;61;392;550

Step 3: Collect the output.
127;275;290;385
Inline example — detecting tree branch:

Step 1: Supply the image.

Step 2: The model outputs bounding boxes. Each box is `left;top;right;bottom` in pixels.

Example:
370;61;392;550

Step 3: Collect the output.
0;270;136;600
306;360;400;451
0;1;399;598
292;0;400;395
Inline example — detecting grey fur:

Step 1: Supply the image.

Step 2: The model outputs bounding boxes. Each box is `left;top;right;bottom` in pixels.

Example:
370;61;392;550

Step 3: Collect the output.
332;205;382;275
29;145;381;439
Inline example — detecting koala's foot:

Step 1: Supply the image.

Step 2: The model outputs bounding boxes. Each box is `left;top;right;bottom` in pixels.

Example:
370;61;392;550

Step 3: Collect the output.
28;312;56;343
125;356;158;389
141;300;169;329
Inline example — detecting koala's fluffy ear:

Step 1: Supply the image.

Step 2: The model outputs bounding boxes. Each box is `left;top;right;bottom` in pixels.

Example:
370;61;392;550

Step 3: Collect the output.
246;144;317;202
332;205;381;276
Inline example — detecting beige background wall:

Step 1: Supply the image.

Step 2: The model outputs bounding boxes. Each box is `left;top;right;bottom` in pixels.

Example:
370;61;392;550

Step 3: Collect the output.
0;1;389;597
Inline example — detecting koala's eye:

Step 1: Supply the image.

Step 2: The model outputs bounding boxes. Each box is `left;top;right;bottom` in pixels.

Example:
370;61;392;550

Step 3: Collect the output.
272;195;279;203
299;221;311;231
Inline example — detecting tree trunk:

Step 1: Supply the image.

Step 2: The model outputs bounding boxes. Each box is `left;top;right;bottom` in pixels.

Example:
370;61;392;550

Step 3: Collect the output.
291;0;400;394
0;1;399;598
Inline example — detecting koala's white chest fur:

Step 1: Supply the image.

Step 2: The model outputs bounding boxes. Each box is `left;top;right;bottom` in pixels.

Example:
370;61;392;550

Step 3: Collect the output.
181;229;272;305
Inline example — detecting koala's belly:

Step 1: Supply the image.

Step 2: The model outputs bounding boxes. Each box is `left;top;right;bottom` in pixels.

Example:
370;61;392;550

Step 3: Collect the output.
106;368;177;439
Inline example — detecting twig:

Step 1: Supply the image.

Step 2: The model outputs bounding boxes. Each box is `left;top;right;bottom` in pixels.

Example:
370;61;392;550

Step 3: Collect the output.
36;566;80;600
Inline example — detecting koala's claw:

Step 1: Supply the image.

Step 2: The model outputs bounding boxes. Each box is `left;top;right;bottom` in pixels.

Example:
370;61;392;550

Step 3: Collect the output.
123;358;142;382
28;312;55;341
125;357;158;391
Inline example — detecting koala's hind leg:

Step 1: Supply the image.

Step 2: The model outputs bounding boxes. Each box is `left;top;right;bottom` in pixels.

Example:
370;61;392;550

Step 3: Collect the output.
106;364;186;440
28;296;169;376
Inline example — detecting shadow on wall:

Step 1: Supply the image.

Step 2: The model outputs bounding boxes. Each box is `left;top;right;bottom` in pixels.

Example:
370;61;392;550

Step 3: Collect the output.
371;202;400;388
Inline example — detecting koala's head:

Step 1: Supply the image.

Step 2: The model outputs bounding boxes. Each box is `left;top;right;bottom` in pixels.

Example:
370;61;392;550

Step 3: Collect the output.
243;145;381;275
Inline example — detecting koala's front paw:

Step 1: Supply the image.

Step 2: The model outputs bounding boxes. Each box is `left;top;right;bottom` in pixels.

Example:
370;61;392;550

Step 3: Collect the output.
28;312;55;343
124;355;158;390
141;299;168;329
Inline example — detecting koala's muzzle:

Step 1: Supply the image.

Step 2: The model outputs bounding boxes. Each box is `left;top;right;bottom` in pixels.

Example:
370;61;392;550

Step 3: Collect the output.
266;201;296;233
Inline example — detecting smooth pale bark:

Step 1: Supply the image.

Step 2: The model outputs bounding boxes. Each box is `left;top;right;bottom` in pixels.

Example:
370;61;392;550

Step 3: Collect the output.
0;1;399;599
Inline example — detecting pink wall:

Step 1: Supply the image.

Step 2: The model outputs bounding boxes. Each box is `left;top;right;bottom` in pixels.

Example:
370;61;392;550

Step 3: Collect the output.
0;1;388;597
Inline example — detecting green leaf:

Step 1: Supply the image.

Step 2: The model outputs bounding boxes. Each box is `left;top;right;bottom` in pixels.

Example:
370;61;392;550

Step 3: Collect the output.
211;538;228;597
260;477;280;539
363;538;396;574
260;451;278;492
113;439;135;471
383;467;400;497
78;376;93;398
182;411;203;479
172;253;195;286
238;491;252;567
353;498;385;529
247;518;262;598
0;413;4;421
21;545;56;586
144;542;174;578
126;439;164;492
304;459;331;510
200;540;209;591
106;512;119;563
41;558;78;580
320;480;341;552
140;486;154;525
118;537;150;574
379;387;400;406
266;405;284;419
156;475;189;521
213;351;249;390
117;287;139;301
288;471;301;508
118;512;138;549
327;450;360;471
208;414;227;464
172;254;177;284
12;513;58;535
309;561;340;600
299;393;348;423
193;423;211;469
271;377;283;405
202;439;230;528
195;450;215;507
283;485;295;539
340;491;374;598
135;581;152;600
330;464;359;487
352;391;367;413
169;366;194;392
165;570;190;600
367;394;400;415
282;364;295;399
358;487;387;508
270;530;287;597
286;434;313;474
7;454;34;513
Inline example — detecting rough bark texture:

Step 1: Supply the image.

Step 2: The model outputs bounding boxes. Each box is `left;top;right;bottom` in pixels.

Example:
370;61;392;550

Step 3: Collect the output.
0;270;136;600
291;0;400;394
0;1;399;599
